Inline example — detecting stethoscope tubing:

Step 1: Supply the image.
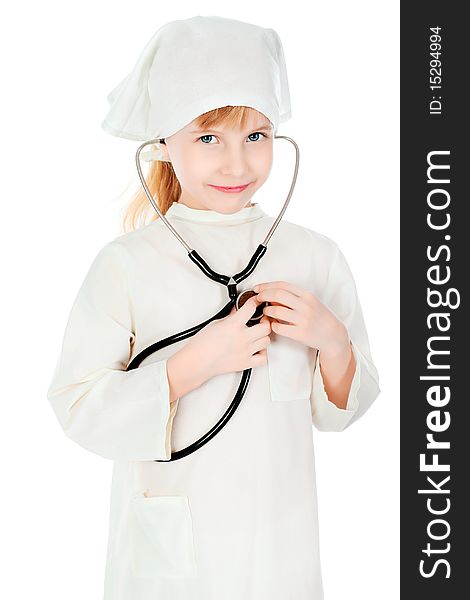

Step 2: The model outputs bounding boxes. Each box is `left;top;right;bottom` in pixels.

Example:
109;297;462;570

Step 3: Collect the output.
126;135;299;462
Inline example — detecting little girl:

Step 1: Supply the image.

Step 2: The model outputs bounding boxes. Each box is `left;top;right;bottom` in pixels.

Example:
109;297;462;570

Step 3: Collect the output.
47;16;380;600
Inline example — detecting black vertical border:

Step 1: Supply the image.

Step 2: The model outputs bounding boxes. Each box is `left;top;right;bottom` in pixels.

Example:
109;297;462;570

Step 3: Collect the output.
401;4;467;598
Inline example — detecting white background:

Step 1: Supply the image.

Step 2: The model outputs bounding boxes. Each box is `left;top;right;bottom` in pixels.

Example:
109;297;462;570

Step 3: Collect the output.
0;1;399;598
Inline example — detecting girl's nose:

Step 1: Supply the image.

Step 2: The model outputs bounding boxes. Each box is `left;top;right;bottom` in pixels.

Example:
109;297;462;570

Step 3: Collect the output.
219;148;249;175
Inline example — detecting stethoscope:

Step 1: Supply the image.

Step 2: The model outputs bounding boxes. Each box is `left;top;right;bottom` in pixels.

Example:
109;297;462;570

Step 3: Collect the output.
125;134;299;462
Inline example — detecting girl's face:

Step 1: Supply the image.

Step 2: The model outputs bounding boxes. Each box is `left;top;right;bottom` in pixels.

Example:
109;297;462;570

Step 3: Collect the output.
162;110;274;213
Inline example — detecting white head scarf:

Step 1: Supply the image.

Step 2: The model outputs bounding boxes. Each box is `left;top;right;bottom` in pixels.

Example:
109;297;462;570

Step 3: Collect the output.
101;15;292;141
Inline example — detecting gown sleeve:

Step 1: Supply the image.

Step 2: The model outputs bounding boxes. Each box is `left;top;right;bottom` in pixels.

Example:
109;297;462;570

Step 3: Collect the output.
310;242;381;432
46;240;179;461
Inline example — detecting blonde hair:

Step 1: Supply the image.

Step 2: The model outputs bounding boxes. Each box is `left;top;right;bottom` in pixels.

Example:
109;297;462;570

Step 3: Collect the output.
120;105;269;233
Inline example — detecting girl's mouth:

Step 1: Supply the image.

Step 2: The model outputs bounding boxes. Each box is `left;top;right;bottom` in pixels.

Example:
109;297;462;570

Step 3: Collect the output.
208;183;251;193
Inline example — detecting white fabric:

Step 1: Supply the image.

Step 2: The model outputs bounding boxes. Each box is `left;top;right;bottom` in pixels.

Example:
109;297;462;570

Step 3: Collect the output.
101;15;292;141
47;202;380;599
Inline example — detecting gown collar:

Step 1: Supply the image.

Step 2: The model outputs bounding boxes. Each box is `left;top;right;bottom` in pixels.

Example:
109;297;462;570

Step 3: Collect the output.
165;201;266;225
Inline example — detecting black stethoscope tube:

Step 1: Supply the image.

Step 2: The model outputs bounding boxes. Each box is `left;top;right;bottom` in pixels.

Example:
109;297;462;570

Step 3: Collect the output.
126;244;268;461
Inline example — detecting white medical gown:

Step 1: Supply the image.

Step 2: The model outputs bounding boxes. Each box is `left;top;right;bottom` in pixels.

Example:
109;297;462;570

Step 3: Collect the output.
47;201;380;599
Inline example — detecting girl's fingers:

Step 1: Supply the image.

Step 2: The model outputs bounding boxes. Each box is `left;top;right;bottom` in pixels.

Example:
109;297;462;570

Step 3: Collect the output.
255;280;307;299
263;303;299;325
257;288;303;312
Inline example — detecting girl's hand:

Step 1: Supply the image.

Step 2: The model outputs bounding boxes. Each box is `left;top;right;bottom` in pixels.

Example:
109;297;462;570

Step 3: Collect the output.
253;281;350;356
186;297;272;380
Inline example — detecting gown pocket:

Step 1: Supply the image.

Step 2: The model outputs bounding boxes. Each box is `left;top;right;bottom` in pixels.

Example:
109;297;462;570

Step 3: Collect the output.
266;333;314;402
129;491;197;579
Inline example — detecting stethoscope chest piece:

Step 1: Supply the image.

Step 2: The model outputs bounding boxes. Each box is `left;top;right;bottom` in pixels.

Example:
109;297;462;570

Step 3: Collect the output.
235;289;268;326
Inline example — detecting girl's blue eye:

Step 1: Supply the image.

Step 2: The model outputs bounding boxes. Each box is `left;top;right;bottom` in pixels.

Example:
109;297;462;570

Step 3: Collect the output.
247;132;266;142
199;134;216;144
197;132;268;144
